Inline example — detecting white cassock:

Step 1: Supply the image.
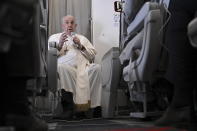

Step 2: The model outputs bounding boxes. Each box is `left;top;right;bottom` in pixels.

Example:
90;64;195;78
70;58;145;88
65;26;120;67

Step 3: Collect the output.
48;33;102;111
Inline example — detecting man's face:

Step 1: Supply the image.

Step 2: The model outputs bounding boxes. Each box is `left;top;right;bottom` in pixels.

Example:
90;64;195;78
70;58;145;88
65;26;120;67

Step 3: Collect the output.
62;16;77;34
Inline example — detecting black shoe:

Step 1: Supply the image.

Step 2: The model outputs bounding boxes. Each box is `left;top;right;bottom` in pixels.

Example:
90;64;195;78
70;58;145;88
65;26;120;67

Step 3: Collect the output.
73;111;87;120
154;106;190;127
92;106;102;118
189;121;197;131
53;110;73;120
5;114;48;131
53;90;74;120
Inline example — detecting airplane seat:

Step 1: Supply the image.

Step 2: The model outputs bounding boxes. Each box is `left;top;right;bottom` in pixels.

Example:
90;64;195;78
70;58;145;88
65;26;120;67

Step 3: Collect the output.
126;2;160;37
47;46;58;93
123;9;163;118
101;47;122;118
40;43;62;116
100;0;169;118
123;0;149;26
47;46;60;113
123;10;162;84
120;0;150;50
121;0;169;49
47;42;104;117
119;0;172;118
119;1;161;69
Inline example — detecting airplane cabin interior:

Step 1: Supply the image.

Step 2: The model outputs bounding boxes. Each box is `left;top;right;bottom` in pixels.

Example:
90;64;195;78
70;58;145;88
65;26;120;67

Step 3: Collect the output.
0;0;197;131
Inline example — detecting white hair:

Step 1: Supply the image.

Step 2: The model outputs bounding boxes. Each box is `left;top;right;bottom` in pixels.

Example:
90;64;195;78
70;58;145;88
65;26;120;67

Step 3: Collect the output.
62;15;76;24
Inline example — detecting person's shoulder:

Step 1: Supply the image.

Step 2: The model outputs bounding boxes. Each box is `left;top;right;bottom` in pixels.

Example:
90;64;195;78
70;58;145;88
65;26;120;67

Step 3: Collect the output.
50;33;62;38
76;33;84;37
76;34;88;40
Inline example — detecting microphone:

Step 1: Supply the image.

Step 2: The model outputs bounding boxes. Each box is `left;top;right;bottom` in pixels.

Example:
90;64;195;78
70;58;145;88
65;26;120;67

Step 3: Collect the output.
66;32;76;41
70;32;76;38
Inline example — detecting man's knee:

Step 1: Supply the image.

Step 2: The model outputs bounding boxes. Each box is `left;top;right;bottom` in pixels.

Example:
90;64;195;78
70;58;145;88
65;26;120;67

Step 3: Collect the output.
58;64;73;73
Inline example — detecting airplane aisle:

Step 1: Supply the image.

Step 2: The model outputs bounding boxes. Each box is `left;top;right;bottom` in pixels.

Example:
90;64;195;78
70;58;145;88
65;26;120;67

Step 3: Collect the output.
47;118;187;131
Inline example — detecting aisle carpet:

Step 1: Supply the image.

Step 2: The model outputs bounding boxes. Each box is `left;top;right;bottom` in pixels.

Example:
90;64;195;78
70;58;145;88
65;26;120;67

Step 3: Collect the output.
48;118;187;131
103;127;186;131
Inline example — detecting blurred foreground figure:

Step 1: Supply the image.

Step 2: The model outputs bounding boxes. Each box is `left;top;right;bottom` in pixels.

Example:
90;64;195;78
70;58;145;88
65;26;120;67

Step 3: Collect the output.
155;0;197;130
0;0;48;131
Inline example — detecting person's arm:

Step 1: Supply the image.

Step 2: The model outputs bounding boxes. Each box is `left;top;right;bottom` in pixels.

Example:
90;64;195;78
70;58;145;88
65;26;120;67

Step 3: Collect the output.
73;35;96;62
58;32;68;51
73;36;83;49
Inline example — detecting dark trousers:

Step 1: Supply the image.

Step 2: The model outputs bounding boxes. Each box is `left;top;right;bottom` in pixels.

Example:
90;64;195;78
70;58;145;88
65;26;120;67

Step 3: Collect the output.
0;53;30;126
165;0;197;108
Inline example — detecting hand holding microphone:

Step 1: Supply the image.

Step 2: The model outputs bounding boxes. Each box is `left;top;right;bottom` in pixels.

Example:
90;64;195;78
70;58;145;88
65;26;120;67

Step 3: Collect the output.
73;36;80;45
70;32;80;45
73;36;84;50
71;32;83;50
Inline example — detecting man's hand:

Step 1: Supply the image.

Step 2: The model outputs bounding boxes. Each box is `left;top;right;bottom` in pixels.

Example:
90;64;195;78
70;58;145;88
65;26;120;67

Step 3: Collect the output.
73;36;83;49
58;32;68;50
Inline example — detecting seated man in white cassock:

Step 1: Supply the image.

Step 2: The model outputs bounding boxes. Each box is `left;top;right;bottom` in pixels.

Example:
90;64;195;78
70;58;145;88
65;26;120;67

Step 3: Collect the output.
48;15;102;119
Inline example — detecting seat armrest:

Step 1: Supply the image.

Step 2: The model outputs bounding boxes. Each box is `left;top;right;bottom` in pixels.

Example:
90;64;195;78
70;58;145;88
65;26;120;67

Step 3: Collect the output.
119;30;144;65
47;48;58;93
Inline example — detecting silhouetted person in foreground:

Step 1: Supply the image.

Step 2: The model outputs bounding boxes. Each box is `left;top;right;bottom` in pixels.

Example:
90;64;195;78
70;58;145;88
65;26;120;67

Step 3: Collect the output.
155;0;197;130
0;0;48;131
